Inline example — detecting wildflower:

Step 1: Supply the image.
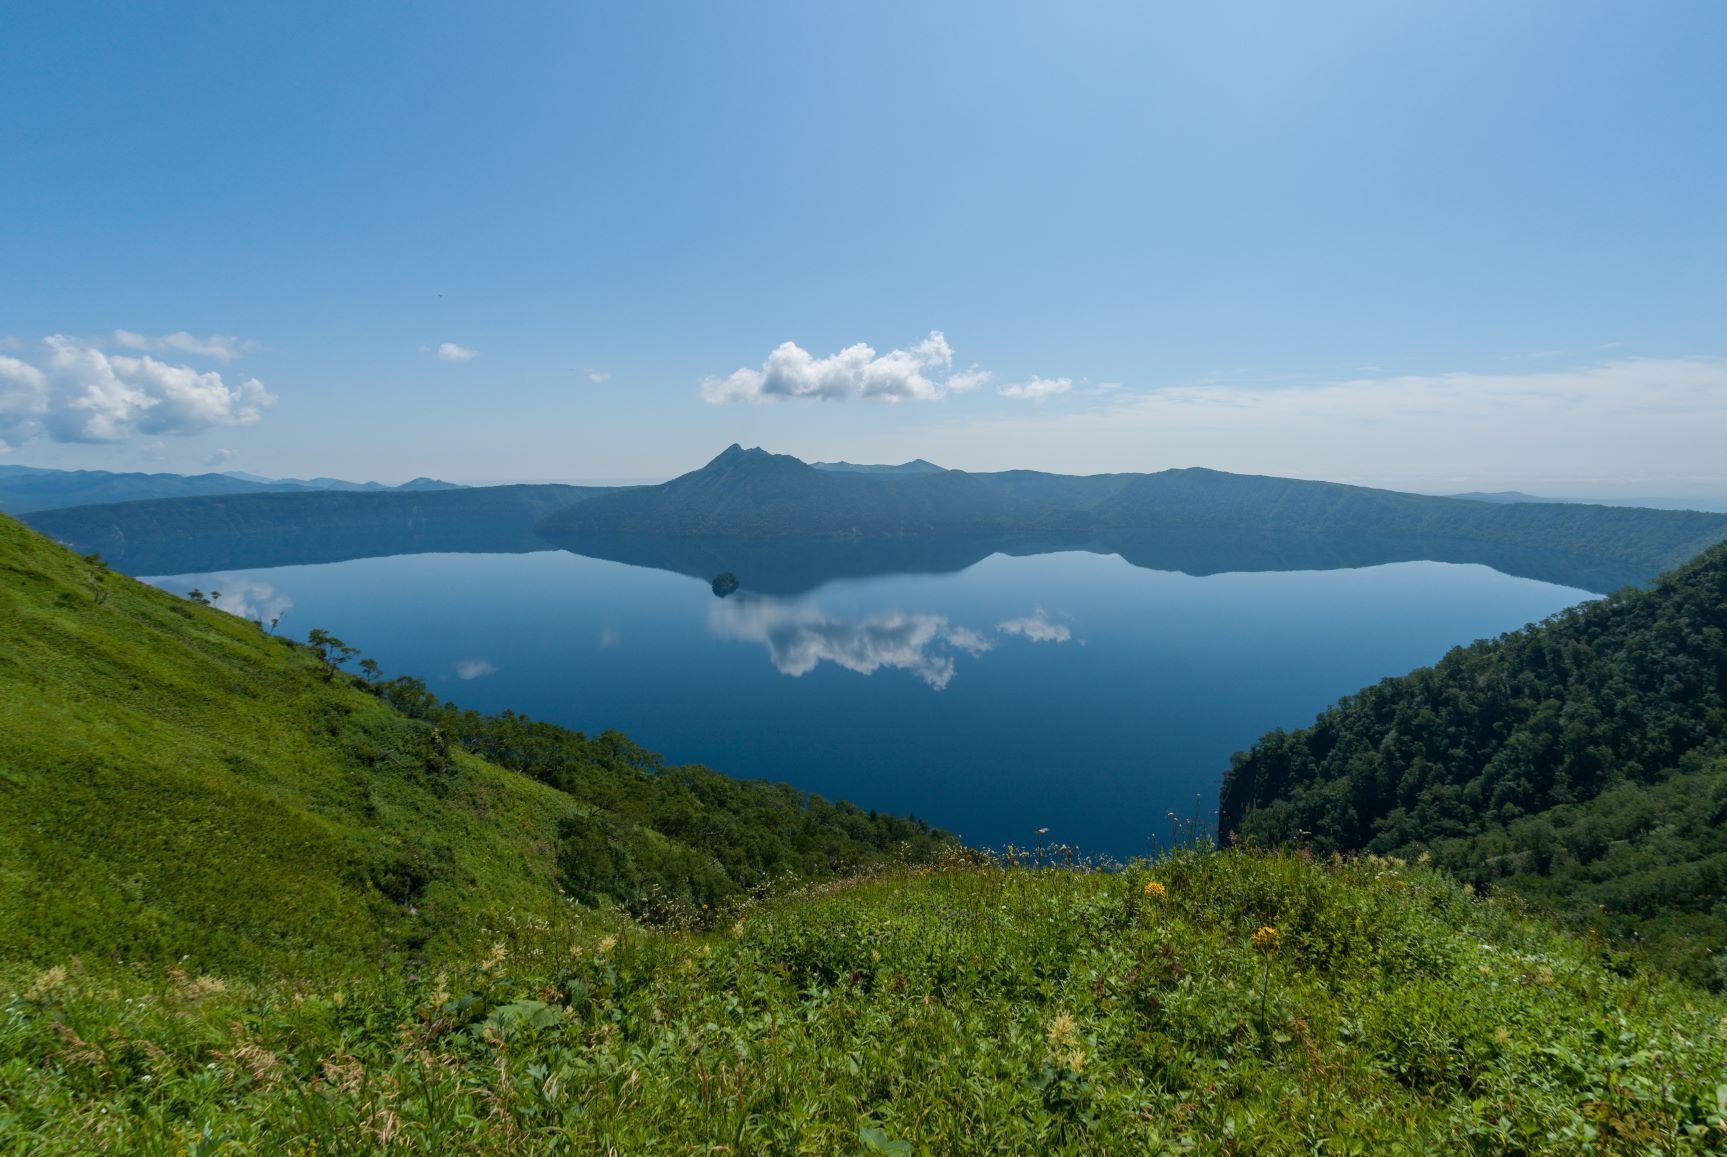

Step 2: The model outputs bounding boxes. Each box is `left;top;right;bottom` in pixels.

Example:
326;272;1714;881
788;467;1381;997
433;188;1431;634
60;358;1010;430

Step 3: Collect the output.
1251;925;1281;952
1494;1027;1511;1047
598;935;617;955
1142;880;1167;900
1046;1012;1078;1049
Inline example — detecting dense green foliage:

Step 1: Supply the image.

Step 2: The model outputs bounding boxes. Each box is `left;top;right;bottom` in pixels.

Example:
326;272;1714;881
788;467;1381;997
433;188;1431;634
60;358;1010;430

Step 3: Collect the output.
0;463;458;515
0;513;943;979
367;674;947;915
4;850;1724;1152
1223;540;1727;985
544;446;1727;572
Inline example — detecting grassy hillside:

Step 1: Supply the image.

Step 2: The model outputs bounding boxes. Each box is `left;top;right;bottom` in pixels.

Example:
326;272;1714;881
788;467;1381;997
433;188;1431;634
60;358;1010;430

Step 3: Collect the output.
5;850;1725;1151
0;513;945;979
1222;540;1727;984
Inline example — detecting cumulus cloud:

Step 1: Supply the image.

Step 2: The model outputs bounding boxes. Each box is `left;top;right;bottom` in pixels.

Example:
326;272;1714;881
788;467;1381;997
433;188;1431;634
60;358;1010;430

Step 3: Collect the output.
454;658;497;680
710;597;992;689
112;330;258;362
997;608;1071;643
587;369;610;384
702;331;997;405
999;375;1072;403
436;342;479;362
0;335;276;446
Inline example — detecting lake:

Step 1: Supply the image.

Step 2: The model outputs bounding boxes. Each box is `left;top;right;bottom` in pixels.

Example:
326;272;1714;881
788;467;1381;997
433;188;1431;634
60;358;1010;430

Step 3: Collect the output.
146;544;1593;860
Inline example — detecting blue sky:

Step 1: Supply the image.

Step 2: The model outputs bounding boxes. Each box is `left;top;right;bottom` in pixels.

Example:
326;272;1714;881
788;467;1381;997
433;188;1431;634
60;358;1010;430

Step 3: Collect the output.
2;1;1724;493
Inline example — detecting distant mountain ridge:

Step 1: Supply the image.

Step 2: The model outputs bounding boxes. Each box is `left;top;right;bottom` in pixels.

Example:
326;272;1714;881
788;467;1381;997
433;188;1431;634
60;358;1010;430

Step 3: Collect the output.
540;446;1727;573
0;465;461;515
25;484;609;574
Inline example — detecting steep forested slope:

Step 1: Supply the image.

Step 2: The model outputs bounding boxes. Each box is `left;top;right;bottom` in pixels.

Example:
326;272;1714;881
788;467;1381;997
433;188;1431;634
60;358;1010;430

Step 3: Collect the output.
1221;540;1727;983
0;514;945;978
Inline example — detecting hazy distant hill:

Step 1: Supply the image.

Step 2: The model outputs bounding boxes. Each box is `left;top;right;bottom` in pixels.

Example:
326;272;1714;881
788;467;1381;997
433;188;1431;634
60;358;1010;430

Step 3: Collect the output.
0;464;461;514
542;446;1727;573
1449;489;1727;514
24;484;607;573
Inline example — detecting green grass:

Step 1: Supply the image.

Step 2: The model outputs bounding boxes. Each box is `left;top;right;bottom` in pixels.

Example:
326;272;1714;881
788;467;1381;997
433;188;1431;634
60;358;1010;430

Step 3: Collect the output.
4;849;1725;1152
0;514;598;979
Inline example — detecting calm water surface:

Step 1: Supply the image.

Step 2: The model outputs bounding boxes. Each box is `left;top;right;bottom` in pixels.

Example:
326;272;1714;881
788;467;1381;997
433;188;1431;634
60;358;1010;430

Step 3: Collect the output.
150;549;1591;859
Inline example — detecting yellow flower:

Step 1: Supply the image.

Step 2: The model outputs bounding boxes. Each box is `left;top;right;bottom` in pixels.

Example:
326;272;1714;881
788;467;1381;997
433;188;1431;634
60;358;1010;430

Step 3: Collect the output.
1251;925;1281;952
1046;1012;1078;1049
598;935;617;955
1142;880;1167;900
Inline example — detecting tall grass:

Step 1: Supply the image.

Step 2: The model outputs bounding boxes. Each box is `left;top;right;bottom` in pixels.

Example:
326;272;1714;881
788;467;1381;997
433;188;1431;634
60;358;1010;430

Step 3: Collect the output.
5;849;1724;1153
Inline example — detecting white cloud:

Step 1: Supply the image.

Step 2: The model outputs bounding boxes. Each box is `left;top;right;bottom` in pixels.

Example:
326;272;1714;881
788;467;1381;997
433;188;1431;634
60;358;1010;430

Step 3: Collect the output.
997;609;1071;643
998;375;1072;403
436;342;479;362
454;658;497;680
112;330;258;362
0;335;276;446
587;369;610;384
207;448;237;467
710;598;991;689
703;330;999;405
947;366;992;393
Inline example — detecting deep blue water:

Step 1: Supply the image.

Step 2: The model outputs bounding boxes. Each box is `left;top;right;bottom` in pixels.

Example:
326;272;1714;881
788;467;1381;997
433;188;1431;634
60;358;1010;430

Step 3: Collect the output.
149;548;1592;859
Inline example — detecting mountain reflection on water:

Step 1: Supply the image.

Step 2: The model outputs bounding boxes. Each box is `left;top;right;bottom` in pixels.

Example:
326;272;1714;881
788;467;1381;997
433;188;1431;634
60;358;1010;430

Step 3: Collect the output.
116;515;1660;596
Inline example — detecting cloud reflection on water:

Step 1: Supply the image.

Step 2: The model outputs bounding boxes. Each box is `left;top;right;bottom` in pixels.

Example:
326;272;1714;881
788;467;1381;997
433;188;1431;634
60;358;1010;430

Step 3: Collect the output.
709;596;993;690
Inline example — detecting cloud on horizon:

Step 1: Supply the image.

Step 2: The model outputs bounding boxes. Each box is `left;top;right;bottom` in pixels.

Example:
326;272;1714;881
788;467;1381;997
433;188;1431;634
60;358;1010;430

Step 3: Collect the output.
905;356;1727;491
702;331;994;405
999;375;1072;403
0;334;276;447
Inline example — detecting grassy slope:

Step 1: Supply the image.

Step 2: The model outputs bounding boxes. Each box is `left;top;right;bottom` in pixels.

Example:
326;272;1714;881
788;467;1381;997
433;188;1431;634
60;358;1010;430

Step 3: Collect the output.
0;512;589;978
4;851;1725;1152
